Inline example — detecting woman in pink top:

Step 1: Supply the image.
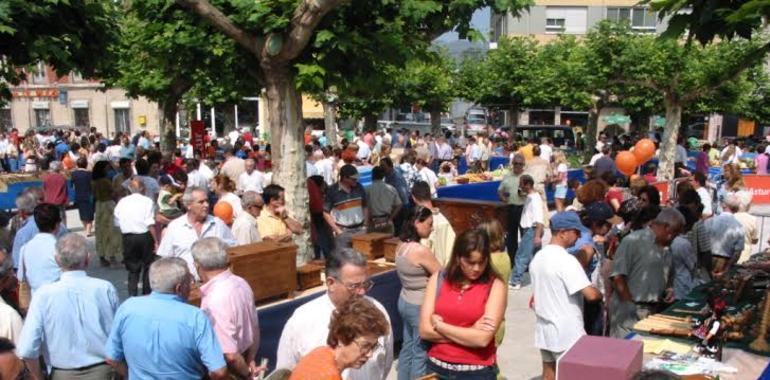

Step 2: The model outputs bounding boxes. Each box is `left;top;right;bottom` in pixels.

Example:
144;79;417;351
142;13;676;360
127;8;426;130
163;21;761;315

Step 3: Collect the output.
419;229;507;379
754;146;768;175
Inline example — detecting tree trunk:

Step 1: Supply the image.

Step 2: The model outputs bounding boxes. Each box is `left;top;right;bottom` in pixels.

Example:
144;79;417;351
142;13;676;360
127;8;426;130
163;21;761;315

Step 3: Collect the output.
363;114;378;132
160;102;178;155
263;66;311;264
429;108;442;137
583;100;602;164
508;105;519;127
657;96;681;182
322;99;337;148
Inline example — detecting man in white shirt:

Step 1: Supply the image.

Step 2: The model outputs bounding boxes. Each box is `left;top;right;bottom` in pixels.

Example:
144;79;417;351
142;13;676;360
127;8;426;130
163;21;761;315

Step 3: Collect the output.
305;145;319;178
157;187;237;279
356;139;372;161
231;191;263;245
530;211;602;380
510;175;544;289
185;158;210;190
691;172;713;217
276;249;393;380
314;147;335;186
539;137;553;163
237;159;264;194
466;137;482;166
114;179;158;296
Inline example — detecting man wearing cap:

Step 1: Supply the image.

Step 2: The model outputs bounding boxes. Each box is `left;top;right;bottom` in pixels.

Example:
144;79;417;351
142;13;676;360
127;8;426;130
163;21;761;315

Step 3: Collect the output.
498;153;526;267
324;164;369;251
609;208;684;338
530;211;602;380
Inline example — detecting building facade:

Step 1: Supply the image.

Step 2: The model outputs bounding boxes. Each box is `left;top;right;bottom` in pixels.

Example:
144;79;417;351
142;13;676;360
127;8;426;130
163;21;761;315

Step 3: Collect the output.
4;63;161;138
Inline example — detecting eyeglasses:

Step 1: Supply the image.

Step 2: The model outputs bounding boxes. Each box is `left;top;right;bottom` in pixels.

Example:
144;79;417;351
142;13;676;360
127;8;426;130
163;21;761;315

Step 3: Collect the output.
337;278;374;292
353;339;381;354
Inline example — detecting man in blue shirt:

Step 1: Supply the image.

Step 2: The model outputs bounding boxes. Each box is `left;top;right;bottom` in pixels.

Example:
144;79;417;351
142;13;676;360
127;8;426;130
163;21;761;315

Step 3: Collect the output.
106;257;227;380
19;204;63;295
12;196;68;269
17;233;118;379
54;141;69;161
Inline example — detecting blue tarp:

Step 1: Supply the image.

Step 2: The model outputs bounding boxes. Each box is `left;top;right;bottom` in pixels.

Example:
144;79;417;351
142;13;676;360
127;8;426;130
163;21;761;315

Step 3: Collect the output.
436;169;585;203
0;179;75;210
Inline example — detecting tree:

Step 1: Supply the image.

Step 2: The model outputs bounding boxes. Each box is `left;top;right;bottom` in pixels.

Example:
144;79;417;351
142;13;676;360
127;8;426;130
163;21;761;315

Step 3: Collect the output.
175;0;532;262
395;52;456;136
108;1;260;152
0;0;118;102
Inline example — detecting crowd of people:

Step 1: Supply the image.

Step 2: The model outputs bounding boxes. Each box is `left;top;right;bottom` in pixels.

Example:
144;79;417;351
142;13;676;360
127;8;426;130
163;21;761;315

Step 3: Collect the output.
0;124;765;379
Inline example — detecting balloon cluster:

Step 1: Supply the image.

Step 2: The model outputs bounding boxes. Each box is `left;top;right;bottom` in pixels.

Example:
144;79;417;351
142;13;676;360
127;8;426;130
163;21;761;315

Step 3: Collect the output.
615;138;655;176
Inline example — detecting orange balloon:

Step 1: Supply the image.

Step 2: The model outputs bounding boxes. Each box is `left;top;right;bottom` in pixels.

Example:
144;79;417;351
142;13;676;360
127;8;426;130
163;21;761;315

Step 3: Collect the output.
633;138;656;163
213;201;234;225
615;151;638;176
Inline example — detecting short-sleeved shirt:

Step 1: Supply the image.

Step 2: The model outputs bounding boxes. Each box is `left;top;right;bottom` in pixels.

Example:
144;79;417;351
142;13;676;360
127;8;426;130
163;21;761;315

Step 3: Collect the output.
497;173;524;205
289;346;342;380
520;192;544;229
734;212;758;264
705;213;745;259
42;172;68;205
671;236;696;299
200;270;258;355
530;244;591;352
366;180;401;217
256;212;289;239
325;183;367;228
610;227;671;303
106;292;226;380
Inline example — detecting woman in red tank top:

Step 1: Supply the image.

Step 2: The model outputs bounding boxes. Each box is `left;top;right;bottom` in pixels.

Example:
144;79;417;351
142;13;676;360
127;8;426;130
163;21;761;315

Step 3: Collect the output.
419;229;508;379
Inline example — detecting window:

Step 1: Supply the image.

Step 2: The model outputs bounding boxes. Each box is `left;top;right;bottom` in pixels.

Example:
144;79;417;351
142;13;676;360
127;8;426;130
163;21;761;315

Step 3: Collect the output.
114;108;130;134
74;108;90;128
31;62;47;84
34;109;50;127
0;109;11;132
607;7;657;31
545;7;587;34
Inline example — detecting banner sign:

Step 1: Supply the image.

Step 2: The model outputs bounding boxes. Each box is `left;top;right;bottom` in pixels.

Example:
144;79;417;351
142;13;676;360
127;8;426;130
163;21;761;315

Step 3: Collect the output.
12;89;59;98
743;175;770;205
190;120;206;156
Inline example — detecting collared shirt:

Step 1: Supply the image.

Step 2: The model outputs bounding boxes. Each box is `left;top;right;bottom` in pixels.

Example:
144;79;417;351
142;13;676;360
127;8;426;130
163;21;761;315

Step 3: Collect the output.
276;294;393;380
17;271;118;368
705;212;745;259
200;270;258;354
497;172;524;205
325;183;367;228
435;143;453;160
114;193;155;234
187;169;210;190
256;211;289;238
157;215;237;279
315;158;335;186
11;219;67;269
237;170;265;194
384;168;410;206
520;192;544;229
106;292;226;380
231;212;261;245
0;297;22;345
366;180;402;217
19;233;60;294
734;211;758;264
611;228;672;303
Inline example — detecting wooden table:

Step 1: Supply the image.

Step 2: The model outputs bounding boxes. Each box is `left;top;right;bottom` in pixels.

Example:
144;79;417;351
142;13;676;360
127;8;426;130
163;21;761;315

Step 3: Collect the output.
433;198;509;234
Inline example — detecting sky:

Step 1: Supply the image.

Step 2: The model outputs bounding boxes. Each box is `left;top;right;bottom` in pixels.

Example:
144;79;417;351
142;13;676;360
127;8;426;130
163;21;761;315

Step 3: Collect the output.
436;7;491;42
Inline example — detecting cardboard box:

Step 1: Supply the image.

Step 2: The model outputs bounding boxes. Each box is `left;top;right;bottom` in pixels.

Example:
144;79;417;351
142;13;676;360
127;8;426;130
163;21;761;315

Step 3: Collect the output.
557;336;642;380
227;241;297;302
351;232;392;259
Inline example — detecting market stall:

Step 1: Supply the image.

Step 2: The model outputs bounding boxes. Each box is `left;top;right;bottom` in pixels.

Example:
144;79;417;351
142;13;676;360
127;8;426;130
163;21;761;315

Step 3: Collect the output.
0;173;75;210
436;168;586;204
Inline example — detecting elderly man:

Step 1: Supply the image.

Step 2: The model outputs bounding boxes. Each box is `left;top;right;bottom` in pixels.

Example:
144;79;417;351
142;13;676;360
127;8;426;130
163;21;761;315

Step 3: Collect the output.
498;153;526;266
114;179;158;296
18;233;119;380
236;158;264;194
106;258;227;379
231;191;263;245
157;187;237;279
192;238;261;378
276;249;393;380
0;249;21;344
610;208;685;338
706;194;746;277
221;149;245;184
41;161;68;226
19;204;63;295
324;165;368;251
256;185;303;243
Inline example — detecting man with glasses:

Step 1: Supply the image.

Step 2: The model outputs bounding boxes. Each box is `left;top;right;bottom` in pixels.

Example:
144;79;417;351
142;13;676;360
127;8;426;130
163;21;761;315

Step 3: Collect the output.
276;248;393;380
324;164;368;252
231;191;263;245
498;154;526;268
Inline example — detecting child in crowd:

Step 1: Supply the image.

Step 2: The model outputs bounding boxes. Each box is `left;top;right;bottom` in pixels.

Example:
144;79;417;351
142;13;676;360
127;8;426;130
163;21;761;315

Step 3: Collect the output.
157;175;183;220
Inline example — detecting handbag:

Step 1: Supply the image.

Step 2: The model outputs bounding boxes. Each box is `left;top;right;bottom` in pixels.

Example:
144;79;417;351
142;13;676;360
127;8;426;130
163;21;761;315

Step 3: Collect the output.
18;256;30;313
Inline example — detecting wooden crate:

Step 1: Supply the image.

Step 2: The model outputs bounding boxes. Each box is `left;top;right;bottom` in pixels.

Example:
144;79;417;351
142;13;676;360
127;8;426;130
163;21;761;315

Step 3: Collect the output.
367;260;396;276
297;263;324;290
227;241;297;302
433;198;508;234
383;237;400;262
351;232;392;259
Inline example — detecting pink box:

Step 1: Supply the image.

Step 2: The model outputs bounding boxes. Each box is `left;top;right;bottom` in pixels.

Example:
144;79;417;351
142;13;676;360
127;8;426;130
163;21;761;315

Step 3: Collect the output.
557;336;643;380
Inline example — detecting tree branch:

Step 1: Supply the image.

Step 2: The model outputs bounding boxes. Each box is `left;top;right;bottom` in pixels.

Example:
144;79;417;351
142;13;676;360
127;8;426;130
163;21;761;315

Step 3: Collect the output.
277;0;348;61
608;78;660;92
175;0;263;57
682;40;770;104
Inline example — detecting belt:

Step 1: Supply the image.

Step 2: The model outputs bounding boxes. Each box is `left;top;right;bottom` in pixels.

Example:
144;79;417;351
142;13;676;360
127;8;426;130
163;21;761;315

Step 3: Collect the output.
53;362;107;371
337;222;364;229
429;357;489;372
372;214;390;219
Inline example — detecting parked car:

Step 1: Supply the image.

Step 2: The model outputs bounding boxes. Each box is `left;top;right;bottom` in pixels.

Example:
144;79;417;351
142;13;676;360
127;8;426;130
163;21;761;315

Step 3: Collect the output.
466;108;488;134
